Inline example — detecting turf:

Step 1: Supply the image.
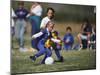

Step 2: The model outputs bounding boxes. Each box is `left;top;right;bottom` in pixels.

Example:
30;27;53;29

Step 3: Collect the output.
11;49;96;74
11;22;96;74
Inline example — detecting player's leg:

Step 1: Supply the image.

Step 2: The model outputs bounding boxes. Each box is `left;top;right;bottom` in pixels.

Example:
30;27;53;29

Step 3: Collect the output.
40;48;52;64
54;49;63;62
30;42;46;62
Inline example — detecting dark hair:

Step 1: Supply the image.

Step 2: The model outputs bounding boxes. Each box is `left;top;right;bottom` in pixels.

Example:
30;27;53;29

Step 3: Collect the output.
83;18;89;24
66;26;72;31
46;7;55;13
18;1;24;6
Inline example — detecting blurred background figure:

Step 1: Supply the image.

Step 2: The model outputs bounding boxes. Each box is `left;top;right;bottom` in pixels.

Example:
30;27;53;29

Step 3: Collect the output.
88;26;96;50
29;2;43;50
15;2;29;52
40;7;55;29
11;8;16;49
77;18;92;49
63;26;74;51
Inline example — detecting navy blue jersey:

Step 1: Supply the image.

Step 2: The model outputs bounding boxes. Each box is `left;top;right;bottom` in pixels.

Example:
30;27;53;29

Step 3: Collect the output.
38;29;52;44
15;8;29;19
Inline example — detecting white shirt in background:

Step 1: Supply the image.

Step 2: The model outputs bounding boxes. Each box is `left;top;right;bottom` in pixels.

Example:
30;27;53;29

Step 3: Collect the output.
31;5;42;16
40;17;51;29
12;9;16;27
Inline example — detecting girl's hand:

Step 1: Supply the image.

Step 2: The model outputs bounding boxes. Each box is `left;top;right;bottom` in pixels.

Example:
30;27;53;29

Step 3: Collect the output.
32;35;35;39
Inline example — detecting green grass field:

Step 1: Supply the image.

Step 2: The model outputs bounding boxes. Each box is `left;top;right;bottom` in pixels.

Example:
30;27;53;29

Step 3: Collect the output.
11;48;96;74
11;22;96;74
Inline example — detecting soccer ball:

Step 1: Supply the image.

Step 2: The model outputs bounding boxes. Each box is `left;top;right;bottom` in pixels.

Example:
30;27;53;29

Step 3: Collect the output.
45;57;54;65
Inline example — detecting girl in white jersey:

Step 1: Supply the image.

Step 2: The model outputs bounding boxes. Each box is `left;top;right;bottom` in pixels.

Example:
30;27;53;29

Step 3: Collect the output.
40;7;55;29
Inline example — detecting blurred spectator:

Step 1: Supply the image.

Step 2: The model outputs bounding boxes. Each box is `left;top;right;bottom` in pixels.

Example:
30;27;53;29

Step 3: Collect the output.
11;8;16;48
29;2;43;50
40;7;55;29
11;8;16;36
89;26;96;50
77;18;92;49
63;26;74;50
15;2;29;52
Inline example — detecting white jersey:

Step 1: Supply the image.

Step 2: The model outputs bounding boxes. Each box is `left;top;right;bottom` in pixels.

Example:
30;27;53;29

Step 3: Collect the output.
40;17;51;29
31;5;42;16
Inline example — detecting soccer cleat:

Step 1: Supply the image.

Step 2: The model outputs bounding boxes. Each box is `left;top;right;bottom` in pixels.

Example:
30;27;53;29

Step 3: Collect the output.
59;56;64;62
30;56;36;62
55;56;64;62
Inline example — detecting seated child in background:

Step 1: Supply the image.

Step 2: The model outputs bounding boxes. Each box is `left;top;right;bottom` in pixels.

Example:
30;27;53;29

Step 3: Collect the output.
88;26;96;50
30;21;61;64
45;31;63;62
63;26;74;50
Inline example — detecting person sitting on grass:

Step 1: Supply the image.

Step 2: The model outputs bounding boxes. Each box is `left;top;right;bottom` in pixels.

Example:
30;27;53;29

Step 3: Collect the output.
88;26;96;50
63;26;74;51
30;21;61;64
77;18;92;49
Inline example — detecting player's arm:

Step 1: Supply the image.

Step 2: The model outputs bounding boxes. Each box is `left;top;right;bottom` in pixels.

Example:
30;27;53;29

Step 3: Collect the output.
32;32;43;39
51;38;61;43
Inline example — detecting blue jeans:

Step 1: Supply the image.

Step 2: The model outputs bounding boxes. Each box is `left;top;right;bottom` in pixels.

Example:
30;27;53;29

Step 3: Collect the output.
15;19;26;47
29;16;41;49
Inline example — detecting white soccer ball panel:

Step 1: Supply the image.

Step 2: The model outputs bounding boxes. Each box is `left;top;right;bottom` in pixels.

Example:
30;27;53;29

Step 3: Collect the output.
45;57;54;65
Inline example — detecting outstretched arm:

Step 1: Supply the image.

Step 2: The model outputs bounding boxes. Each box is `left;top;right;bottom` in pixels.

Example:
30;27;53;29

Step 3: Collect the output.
51;38;61;43
32;32;43;39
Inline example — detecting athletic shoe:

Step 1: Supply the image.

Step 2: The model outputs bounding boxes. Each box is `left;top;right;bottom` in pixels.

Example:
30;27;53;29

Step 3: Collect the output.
30;56;36;62
19;47;28;52
55;56;64;62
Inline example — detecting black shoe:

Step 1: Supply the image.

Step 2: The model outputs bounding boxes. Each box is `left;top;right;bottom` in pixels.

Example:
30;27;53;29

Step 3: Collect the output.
55;56;64;62
30;56;36;62
60;56;64;62
40;62;45;64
